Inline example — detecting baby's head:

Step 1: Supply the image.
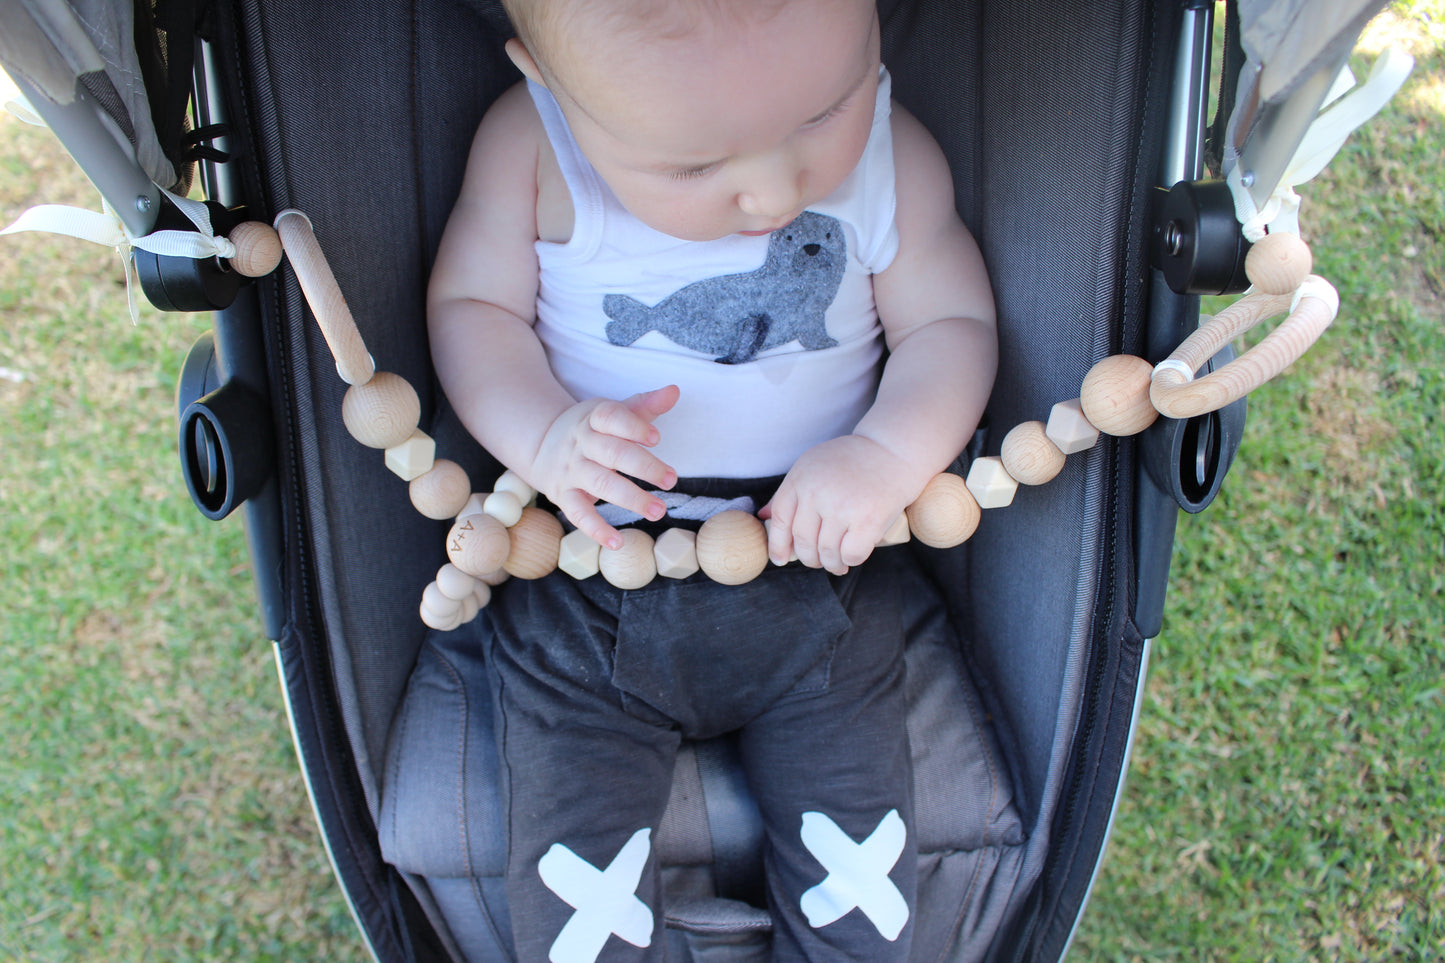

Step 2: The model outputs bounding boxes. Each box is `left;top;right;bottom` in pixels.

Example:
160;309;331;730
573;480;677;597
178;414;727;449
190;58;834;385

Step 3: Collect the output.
502;0;880;242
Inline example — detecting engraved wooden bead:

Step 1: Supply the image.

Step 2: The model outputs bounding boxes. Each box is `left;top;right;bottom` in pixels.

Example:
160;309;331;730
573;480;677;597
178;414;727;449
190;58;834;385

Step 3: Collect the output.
1000;420;1066;486
226;221;284;277
409;459;472;519
504;506;563;580
599;529;657;589
906;472;980;549
1080;354;1158;437
343;371;420;449
446;512;511;578
696;511;769;585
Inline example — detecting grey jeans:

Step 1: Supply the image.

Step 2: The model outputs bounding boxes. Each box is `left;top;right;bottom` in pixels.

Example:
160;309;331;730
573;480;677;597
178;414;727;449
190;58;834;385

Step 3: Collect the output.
485;549;917;963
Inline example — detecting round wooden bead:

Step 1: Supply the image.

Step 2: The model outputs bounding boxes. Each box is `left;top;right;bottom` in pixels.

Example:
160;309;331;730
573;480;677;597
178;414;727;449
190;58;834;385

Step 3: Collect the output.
342;371;421;449
1245;231;1312;296
599;528;657;590
906;472;980;549
410;459;472;519
696;511;769;586
503;506;563;580
446;513;511;578
1000;421;1066;486
435;563;478;601
1080;355;1158;437
227;221;284;277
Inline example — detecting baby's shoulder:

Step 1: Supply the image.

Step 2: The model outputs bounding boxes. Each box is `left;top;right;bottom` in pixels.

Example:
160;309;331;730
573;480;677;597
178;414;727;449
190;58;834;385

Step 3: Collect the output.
475;80;545;147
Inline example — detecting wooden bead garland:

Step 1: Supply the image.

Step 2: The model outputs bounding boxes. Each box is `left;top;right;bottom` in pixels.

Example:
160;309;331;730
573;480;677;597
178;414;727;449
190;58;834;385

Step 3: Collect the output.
264;213;1336;631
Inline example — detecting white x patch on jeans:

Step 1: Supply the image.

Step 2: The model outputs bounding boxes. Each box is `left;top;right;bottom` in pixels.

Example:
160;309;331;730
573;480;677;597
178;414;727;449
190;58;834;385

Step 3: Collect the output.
538;828;654;963
799;809;909;941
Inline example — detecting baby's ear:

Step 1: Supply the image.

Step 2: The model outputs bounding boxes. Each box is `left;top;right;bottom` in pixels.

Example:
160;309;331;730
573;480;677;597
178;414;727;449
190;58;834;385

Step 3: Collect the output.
505;38;547;86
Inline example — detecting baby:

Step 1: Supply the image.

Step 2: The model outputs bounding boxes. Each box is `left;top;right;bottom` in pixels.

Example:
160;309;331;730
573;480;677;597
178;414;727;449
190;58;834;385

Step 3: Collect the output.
427;0;996;959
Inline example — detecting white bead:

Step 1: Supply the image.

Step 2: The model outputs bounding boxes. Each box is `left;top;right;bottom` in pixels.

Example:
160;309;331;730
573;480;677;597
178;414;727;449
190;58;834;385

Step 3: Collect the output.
965;456;1019;509
483;490;525;527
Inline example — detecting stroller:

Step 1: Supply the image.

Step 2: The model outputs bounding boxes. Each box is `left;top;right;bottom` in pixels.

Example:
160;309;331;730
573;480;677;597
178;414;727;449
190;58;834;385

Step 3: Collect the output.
0;0;1406;958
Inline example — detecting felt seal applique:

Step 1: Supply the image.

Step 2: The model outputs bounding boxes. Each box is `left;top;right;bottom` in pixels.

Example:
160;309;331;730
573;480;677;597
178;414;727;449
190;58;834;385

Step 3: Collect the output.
602;211;847;364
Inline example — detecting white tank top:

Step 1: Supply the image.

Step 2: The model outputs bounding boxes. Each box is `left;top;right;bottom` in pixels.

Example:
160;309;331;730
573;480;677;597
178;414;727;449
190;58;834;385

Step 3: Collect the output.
529;69;899;478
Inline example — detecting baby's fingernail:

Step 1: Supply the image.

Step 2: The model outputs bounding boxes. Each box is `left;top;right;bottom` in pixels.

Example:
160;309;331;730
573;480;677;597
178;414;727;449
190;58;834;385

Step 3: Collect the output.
606;535;624;551
646;428;661;446
646;501;666;521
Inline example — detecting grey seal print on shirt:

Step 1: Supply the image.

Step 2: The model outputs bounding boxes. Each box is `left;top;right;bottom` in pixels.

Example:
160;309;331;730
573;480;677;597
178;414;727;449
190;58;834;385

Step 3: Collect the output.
603;211;847;365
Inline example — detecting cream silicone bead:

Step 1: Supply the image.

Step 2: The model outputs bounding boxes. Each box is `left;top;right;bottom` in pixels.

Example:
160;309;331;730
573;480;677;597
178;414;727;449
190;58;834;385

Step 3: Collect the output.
1000;421;1066;486
599;529;657;590
1080;355;1158;437
503;507;563;580
482;490;525;527
435;563;479;601
446;512;511;578
342;371;420;449
906;472;980;549
654;528;700;579
696;511;769;585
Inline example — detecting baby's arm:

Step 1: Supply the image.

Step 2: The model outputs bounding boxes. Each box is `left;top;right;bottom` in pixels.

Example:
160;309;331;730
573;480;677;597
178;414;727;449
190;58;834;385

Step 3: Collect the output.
428;84;677;550
765;106;997;574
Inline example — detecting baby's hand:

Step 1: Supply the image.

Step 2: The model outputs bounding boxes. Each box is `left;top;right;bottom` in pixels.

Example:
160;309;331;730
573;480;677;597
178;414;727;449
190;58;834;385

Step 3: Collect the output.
761;435;925;576
530;385;680;549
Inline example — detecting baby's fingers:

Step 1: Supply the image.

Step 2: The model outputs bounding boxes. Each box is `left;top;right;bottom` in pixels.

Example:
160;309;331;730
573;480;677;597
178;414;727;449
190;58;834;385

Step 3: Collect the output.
554;489;623;550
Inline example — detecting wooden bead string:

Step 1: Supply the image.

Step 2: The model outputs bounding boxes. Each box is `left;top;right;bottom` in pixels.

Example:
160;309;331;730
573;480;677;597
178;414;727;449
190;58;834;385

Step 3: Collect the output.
230;215;1336;631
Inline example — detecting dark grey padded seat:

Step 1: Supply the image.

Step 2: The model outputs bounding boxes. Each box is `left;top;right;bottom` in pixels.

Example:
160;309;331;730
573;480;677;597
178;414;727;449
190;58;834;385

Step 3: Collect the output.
380;546;1024;961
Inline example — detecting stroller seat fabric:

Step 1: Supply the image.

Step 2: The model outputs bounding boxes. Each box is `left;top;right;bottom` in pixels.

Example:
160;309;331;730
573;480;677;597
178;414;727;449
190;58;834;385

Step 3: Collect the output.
380;542;1024;961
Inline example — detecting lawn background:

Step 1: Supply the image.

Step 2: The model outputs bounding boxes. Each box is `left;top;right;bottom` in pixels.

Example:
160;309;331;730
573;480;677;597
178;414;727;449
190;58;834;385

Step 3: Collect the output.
1;5;1441;960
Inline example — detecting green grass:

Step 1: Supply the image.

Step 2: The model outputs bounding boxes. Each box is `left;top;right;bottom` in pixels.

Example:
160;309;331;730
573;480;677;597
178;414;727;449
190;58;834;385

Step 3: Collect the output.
1073;6;1445;960
0;95;364;959
1;5;1441;961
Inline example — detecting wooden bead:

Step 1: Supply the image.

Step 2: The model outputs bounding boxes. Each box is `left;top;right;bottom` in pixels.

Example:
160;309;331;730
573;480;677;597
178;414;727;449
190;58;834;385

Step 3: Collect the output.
966;456;1019;509
558;528;602;580
227;221;283;277
274;210;375;386
483;490;525;527
457;492;488;520
1245;231;1312;296
504;506;563;580
446;513;511;578
385;429;436;481
1045;398;1100;455
476;566;510;587
906;473;980;549
600;529;657;589
343;372;420;449
1001;421;1066;486
435;563;478;601
410;459;471;519
696;511;769;585
1080;355;1158;437
654;528;700;579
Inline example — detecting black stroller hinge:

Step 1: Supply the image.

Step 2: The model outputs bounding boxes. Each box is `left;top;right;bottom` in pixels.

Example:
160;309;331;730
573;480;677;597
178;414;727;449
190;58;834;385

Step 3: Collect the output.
1151;179;1252;296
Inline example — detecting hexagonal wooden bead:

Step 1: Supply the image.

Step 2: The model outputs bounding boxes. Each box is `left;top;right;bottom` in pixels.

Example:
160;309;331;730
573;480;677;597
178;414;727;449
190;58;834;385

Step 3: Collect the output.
482;490;525;527
1045;398;1100;455
906;472;980;549
1080;355;1158;437
696;511;769;585
1000;421;1066;486
446;513;511;578
435;563;478;601
558;528;602;580
343;371;420;449
599;528;657;590
409;459;472;519
504;506;563;580
966;456;1019;509
654;528;700;579
226;221;284;278
385;429;436;481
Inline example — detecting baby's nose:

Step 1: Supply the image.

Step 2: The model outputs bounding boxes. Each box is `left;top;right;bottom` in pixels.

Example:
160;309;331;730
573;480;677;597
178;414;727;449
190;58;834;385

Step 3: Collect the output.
736;157;804;219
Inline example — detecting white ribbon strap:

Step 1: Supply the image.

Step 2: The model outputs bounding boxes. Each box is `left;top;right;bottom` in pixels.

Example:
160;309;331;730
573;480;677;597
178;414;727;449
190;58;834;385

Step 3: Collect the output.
596;493;758;528
1230;47;1414;242
1;188;237;323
